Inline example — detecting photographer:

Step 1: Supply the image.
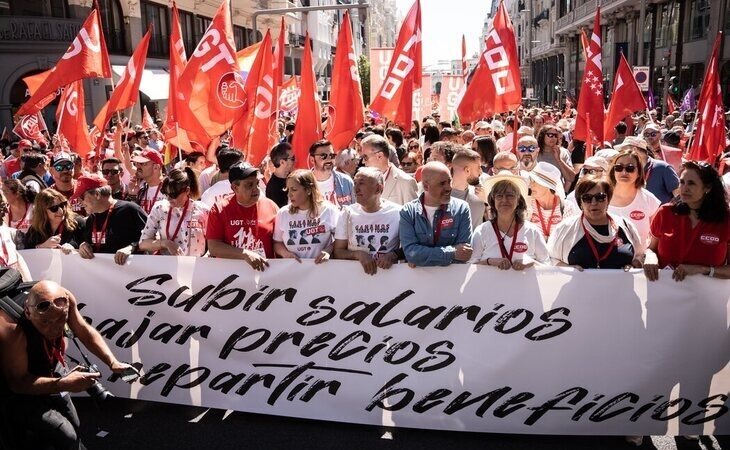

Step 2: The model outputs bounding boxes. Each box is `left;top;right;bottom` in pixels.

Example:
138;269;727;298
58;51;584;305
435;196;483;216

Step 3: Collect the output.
1;280;135;450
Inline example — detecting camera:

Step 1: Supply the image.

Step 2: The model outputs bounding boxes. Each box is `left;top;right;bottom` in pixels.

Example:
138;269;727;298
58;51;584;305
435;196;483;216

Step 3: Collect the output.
77;364;114;402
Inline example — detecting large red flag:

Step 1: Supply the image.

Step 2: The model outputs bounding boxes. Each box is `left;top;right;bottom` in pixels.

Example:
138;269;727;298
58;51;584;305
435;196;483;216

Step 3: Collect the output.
689;31;725;163
291;34;322;169
574;8;604;144
56;80;93;156
272;17;286;88
92;29;151;131
177;0;244;139
326;11;365;151
17;9;111;116
457;0;521;123
369;0;421;129
604;53;647;141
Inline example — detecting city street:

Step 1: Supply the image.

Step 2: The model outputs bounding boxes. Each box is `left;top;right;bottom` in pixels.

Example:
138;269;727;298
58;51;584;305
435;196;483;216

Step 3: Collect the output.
76;398;730;450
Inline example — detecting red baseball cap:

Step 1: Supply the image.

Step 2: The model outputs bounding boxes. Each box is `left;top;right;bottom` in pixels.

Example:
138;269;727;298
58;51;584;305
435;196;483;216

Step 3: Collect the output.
71;174;108;201
18;139;33;151
131;148;164;166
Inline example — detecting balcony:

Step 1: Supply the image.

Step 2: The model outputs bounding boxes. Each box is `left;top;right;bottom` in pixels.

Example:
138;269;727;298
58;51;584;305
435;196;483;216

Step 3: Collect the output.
554;0;635;35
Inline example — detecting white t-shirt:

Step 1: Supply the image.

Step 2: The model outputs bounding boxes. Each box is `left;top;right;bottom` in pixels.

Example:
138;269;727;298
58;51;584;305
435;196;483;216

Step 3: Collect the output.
274;202;340;259
201;179;233;207
139;183;163;214
469;220;549;265
608;188;661;246
140;199;210;256
335;200;401;254
316;174;337;205
723;172;730;201
423;205;438;225
198;165;218;194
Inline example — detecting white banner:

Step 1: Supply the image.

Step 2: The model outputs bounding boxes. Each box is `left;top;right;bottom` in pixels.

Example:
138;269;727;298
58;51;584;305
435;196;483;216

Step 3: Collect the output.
21;251;730;436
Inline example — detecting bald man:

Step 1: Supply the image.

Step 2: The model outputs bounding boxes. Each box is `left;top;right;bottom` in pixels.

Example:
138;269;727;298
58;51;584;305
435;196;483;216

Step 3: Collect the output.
1;281;133;450
399;162;472;266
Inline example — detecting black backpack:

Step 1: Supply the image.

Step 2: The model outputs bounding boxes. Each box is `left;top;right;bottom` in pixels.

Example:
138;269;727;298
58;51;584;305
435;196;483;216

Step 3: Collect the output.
0;268;36;322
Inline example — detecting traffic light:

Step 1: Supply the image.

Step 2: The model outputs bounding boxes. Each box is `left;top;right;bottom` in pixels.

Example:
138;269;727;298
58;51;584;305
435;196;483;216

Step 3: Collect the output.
669;76;679;96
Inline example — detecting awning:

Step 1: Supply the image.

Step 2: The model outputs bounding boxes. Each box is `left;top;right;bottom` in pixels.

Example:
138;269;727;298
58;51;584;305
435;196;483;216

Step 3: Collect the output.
111;66;170;101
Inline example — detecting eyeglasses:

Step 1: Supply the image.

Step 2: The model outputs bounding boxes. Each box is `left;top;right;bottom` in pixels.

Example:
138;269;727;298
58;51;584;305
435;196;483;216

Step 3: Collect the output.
102;169;121;175
315;153;336;160
30;296;68;313
613;163;637;173
53;162;74;172
47;201;67;213
545;132;560;138
402;161;416;167
583;168;604;175
361;152;381;162
518;145;537;153
580;192;608;204
643;132;658;138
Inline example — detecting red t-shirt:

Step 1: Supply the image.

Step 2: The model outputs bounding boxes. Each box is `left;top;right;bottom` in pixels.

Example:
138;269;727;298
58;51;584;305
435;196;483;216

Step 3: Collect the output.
4;158;20;177
650;204;730;267
206;194;279;258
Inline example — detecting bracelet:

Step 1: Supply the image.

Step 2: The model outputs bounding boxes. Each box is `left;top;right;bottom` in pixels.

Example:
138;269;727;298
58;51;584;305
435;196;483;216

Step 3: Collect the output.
708;266;715;278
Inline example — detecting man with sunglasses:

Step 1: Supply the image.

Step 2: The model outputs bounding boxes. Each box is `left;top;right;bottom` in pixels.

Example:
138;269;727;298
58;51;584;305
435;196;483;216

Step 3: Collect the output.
642;123;682;171
49;152;86;216
1;281;134;450
266;143;295;208
101;158;129;200
308;139;355;207
361;134;417;205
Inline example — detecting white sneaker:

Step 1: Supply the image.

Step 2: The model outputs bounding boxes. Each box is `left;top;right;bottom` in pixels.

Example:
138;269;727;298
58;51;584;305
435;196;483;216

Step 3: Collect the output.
625;435;643;446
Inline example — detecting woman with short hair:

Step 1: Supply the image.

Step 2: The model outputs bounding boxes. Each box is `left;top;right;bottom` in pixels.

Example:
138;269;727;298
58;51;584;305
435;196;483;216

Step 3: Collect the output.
273;169;340;263
548;175;643;269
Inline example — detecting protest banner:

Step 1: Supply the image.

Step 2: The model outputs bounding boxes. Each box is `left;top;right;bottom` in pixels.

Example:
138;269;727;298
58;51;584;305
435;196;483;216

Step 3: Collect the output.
438;75;464;121
22;251;730;436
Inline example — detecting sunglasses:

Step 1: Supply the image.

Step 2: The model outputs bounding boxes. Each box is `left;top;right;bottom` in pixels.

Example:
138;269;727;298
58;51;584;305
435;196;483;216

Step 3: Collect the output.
315;153;336;160
47;201;67;213
544;132;560;138
643;132;658;138
580;192;608;204
53;162;74;172
408;145;419;149
30;296;68;313
613;163;637;173
102;169;121;175
518;145;537;153
583;168;604;175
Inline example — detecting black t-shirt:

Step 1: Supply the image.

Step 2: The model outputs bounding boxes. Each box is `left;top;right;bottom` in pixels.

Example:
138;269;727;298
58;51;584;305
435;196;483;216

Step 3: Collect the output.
83;200;147;253
22;215;86;250
568;225;634;269
266;174;288;208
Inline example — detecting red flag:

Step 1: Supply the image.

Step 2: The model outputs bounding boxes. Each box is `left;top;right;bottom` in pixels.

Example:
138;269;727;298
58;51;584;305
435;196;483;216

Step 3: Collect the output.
689;31;726;163
272;17;286;88
13;115;44;141
604;53;647;141
326;11;365;151
574;8;604;144
56;80;93;156
457;1;522;123
142;105;156;130
666;95;677;114
17;9;111;116
369;0;421;129
279;77;300;115
291;34;322;169
461;34;467;80
232;32;278;166
580;28;590;61
177;0;244;138
92;30;151;131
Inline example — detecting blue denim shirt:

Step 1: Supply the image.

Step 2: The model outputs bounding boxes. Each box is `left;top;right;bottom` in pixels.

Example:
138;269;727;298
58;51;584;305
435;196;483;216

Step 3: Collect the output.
399;195;472;266
332;170;356;206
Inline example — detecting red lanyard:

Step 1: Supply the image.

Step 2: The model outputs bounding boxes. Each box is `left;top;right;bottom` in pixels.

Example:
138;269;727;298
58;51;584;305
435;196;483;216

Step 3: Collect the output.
54;221;65;236
166;200;190;243
580;215;618;268
420;197;447;244
491;219;521;261
92;204;115;251
43;337;66;369
536;196;558;237
143;184;161;214
8;203;28;228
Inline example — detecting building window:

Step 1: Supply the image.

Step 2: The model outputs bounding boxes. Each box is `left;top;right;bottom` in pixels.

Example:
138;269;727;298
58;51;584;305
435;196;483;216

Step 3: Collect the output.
142;1;169;57
233;26;246;50
0;0;68;17
98;0;126;55
655;1;678;48
195;16;212;45
179;10;195;57
686;0;710;40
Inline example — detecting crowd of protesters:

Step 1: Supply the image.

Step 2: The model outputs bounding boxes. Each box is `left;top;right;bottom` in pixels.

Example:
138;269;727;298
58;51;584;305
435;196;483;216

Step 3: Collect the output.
0;106;726;285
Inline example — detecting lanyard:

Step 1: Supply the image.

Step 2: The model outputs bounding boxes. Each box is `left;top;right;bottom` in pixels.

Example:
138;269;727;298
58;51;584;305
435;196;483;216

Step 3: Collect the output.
8;203;28;229
92;204;115;251
420;197;447;244
54;221;65;236
536;196;559;237
580;215;618;269
491;219;521;261
142;184;161;214
166;200;190;243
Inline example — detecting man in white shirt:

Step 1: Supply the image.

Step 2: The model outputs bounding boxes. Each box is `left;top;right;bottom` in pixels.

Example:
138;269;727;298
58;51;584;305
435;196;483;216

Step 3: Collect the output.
360;134;417;205
451;149;486;229
308;139;355;207
334;167;402;274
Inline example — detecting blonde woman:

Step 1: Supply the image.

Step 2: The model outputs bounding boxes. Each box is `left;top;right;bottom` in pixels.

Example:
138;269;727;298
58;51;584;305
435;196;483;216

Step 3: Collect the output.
23;189;85;252
273;169;340;263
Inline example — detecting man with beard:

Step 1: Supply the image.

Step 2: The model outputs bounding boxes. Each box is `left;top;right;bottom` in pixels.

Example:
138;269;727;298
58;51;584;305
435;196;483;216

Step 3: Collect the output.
361;134;417;205
642;123;682;171
49;152;85;216
308;139;355;207
265;143;295;208
131;148;164;215
1;281;134;450
450;149;486;229
101;158;129;200
517;136;540;172
400;162;472;267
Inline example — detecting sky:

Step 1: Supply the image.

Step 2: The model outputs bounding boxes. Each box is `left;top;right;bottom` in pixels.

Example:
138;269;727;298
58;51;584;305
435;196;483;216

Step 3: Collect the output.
394;0;492;68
